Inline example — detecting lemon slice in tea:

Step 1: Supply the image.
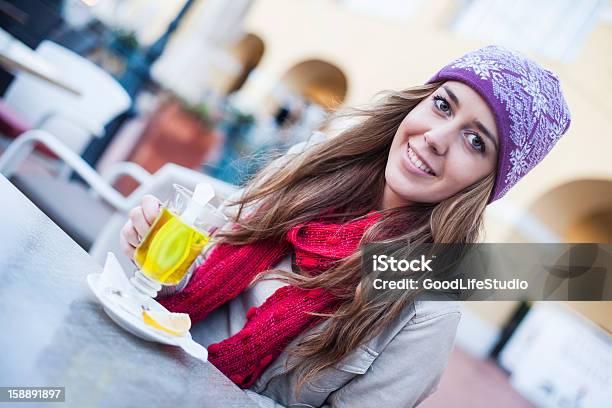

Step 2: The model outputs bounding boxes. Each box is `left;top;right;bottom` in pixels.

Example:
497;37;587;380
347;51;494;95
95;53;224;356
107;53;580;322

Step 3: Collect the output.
142;310;191;336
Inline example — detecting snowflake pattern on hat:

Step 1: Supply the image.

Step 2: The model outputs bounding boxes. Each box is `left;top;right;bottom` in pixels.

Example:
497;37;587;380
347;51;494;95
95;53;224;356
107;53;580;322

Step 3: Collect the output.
429;45;571;202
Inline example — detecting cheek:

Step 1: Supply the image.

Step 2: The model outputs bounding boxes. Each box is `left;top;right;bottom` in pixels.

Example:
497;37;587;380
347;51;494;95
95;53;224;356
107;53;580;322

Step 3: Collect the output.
388;119;412;162
396;104;432;137
444;151;495;188
401;111;429;134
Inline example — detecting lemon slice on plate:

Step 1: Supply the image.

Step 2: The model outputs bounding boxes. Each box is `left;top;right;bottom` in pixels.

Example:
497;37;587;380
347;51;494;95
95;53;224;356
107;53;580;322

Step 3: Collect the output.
142;310;191;336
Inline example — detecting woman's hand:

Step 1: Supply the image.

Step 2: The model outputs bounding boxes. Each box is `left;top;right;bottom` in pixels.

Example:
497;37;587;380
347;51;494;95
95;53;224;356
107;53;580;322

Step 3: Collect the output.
120;194;162;260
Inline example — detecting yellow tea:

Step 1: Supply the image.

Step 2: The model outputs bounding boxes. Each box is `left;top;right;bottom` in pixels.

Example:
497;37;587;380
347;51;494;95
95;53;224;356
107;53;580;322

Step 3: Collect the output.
134;208;210;285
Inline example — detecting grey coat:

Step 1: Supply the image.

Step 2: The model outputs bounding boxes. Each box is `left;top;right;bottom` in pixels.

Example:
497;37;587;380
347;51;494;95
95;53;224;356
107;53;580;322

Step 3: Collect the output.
245;291;461;408
168;133;461;407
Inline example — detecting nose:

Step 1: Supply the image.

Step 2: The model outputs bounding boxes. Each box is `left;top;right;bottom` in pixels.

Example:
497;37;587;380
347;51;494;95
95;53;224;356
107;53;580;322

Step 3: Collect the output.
424;125;453;155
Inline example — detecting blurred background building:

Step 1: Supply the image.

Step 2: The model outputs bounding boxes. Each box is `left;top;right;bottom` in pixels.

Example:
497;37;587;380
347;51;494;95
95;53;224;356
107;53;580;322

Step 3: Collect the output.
0;1;611;407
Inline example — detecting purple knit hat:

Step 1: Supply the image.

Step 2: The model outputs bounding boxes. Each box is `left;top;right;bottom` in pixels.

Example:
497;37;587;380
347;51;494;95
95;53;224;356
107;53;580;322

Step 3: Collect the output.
428;45;571;203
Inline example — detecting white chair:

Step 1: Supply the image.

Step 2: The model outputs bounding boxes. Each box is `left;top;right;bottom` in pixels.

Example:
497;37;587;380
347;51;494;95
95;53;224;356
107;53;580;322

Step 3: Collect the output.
89;161;238;273
0;42;133;250
0;130;238;265
90;135;324;274
2;40;131;155
0;129;324;269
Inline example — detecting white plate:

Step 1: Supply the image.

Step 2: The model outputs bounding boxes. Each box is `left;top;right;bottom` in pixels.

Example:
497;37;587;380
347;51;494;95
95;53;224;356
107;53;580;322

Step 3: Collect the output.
86;273;208;361
87;273;187;343
86;253;208;361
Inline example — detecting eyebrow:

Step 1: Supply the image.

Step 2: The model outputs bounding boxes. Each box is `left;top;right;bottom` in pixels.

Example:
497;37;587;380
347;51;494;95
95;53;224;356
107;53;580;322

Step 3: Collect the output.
442;85;460;107
475;120;499;151
442;85;499;151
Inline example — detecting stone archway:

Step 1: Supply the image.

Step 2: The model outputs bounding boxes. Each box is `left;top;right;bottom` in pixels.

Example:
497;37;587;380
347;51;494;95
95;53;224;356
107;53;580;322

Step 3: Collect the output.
226;33;265;94
523;179;612;242
523;179;612;332
279;59;348;110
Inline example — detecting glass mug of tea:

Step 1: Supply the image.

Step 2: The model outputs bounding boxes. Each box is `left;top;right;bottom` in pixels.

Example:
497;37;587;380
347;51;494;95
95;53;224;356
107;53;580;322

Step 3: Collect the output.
130;183;228;298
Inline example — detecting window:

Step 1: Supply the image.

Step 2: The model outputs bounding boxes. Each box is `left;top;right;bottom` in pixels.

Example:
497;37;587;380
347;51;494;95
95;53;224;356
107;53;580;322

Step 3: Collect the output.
451;0;607;61
339;0;426;23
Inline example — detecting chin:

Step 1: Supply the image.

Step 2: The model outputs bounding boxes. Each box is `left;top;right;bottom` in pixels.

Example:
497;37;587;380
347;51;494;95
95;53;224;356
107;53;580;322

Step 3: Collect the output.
385;179;414;203
389;179;442;206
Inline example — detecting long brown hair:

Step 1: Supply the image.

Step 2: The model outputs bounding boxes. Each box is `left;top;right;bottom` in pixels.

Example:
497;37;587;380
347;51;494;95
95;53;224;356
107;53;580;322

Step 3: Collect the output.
218;82;495;393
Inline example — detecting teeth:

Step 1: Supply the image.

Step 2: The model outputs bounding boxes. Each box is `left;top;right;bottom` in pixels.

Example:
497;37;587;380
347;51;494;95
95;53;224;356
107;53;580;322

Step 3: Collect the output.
407;146;434;175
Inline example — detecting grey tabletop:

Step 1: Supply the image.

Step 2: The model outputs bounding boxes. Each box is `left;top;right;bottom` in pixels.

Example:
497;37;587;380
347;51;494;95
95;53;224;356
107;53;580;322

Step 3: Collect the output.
0;175;258;408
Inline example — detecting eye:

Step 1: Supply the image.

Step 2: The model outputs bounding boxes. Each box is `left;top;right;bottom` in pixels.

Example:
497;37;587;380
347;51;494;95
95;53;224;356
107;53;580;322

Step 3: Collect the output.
466;132;486;153
433;95;452;115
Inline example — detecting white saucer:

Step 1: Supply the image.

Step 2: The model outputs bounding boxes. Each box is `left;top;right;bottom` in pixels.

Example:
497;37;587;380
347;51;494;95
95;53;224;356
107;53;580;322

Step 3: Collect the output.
86;273;208;361
87;273;174;343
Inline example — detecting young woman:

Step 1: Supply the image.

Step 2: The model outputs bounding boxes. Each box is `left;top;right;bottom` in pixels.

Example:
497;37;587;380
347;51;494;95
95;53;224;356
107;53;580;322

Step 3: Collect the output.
120;46;571;407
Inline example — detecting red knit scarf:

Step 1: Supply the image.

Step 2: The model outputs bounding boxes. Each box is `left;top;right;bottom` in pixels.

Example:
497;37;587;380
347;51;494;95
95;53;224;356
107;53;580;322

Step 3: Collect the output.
158;210;382;388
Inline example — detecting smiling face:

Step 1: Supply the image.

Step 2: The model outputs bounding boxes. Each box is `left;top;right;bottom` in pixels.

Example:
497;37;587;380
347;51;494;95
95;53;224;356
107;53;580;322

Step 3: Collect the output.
381;81;499;209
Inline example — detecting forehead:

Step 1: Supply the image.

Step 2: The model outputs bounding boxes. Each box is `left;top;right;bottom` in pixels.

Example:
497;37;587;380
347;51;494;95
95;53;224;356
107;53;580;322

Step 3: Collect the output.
442;80;497;133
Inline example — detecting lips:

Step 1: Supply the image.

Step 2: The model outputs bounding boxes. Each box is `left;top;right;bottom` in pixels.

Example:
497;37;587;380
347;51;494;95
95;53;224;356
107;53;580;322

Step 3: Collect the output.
406;142;436;176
